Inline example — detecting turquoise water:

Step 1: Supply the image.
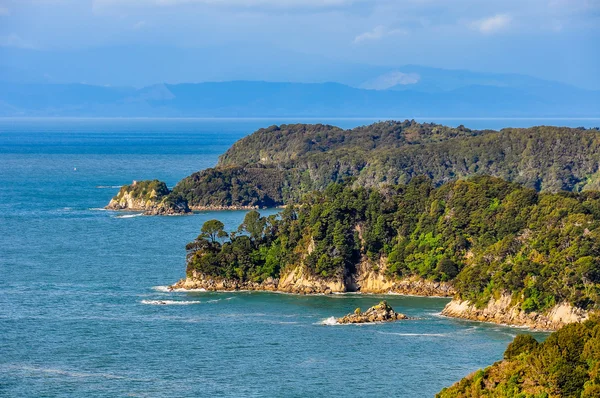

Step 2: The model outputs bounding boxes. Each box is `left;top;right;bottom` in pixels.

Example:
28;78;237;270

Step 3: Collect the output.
2;118;598;397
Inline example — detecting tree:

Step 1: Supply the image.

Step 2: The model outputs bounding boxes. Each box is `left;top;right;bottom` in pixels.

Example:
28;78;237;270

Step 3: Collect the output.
238;210;266;241
200;219;227;243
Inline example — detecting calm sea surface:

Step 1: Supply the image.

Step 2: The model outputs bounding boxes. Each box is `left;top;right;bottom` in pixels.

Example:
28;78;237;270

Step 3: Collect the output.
1;118;598;397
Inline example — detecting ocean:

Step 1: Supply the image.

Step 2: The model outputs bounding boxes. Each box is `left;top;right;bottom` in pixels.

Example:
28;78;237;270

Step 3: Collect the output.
1;118;598;397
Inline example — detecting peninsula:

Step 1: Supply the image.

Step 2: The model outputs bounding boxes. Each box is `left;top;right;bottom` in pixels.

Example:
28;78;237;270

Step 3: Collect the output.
107;121;600;212
172;176;598;331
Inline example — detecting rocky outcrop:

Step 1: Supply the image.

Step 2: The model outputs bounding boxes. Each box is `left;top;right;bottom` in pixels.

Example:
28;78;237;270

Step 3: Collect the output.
171;262;454;296
441;294;589;331
352;257;455;296
105;180;190;215
170;269;343;294
337;301;408;324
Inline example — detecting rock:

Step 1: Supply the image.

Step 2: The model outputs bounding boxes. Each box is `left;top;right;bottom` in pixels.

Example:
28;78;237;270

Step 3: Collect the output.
105;180;191;215
336;301;408;324
441;295;589;331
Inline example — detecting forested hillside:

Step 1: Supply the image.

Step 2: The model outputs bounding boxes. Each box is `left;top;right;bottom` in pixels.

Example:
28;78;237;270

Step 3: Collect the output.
437;318;600;397
186;177;600;314
169;121;600;209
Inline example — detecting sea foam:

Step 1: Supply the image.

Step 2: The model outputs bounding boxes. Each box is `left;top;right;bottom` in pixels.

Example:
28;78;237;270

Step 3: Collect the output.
141;300;201;305
115;213;143;219
319;316;339;326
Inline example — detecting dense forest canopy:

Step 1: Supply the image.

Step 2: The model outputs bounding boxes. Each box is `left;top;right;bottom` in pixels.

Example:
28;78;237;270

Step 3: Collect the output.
186;176;600;313
437;317;600;398
168;121;600;209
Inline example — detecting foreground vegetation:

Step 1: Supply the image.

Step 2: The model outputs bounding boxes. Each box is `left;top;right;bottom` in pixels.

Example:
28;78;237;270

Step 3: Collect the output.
169;121;600;208
437;317;600;398
186;176;600;313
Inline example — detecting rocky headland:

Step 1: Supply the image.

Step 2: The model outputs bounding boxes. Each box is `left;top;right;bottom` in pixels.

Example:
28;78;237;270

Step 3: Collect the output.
441;294;589;331
171;263;455;296
105;180;190;215
336;301;408;324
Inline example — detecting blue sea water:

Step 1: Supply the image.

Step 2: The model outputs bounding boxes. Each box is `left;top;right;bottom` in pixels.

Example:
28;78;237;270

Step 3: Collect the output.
1;118;598;397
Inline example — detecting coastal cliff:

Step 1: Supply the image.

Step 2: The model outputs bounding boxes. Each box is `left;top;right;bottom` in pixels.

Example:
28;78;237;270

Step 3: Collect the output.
105;180;190;215
175;177;599;329
172;258;454;296
441;294;589;331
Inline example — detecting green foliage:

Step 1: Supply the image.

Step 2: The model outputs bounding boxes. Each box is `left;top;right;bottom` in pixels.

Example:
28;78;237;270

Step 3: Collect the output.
185;176;600;314
238;210;267;241
171;121;600;208
200;219;227;243
437;318;600;398
504;334;539;360
113;179;170;202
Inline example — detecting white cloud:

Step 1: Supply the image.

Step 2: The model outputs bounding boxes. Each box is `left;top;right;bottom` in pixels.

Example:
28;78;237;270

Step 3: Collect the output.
94;0;360;10
133;20;146;30
470;13;511;34
353;25;406;44
0;33;35;48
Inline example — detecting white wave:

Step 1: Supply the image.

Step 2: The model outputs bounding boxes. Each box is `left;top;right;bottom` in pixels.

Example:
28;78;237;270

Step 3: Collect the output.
4;365;151;381
318;316;339;326
140;300;201;305
207;299;221;303
96;185;122;189
115;213;143;219
152;285;207;292
377;331;446;337
89;207;109;211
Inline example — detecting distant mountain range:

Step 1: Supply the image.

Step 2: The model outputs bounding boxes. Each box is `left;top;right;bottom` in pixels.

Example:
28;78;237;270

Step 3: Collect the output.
1;64;599;117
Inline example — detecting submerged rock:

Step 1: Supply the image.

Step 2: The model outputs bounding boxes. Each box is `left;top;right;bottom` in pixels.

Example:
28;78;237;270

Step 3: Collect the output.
337;301;408;324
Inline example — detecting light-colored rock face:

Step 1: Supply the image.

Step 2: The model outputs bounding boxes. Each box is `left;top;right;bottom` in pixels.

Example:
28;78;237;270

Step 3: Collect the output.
441;294;589;331
105;183;190;215
106;189;160;211
353;256;455;296
173;257;454;297
278;266;345;294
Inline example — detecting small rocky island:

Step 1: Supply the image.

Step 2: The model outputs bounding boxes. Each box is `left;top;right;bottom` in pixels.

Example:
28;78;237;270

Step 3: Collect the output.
337;301;408;324
105;179;190;215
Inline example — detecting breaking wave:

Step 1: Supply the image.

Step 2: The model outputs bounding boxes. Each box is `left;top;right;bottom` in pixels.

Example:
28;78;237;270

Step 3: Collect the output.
141;300;201;305
318;316;339;326
115;213;143;219
152;286;206;292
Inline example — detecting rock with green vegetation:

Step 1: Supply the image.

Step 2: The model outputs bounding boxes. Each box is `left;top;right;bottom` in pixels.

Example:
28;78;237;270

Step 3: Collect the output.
337;301;407;324
105;180;190;215
167;121;600;209
437;317;600;398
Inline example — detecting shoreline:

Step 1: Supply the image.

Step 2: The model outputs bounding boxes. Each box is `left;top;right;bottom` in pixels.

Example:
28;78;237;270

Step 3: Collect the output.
167;279;590;331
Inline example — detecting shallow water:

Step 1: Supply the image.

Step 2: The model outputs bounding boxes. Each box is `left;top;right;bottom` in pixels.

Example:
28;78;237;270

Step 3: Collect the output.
2;118;597;397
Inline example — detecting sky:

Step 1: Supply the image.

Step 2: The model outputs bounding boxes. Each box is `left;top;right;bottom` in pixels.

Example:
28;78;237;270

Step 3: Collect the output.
0;0;599;88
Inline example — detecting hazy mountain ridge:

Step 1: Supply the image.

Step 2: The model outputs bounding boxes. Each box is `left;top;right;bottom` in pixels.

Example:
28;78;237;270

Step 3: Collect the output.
1;68;599;117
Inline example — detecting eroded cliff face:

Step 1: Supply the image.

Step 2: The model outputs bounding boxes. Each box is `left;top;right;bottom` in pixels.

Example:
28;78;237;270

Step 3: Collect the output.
106;190;158;211
441;294;589;331
105;180;190;215
171;255;454;296
352;256;456;296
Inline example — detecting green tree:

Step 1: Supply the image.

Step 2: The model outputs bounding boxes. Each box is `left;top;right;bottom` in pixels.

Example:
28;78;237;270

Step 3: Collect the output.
238;210;267;241
200;219;227;243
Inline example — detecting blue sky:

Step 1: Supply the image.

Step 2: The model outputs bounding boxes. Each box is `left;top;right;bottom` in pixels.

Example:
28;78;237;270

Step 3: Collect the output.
0;0;599;88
